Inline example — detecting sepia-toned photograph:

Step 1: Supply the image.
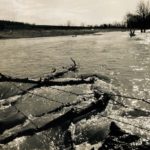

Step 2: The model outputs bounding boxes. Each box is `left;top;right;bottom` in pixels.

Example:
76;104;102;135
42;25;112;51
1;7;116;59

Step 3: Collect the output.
0;0;150;149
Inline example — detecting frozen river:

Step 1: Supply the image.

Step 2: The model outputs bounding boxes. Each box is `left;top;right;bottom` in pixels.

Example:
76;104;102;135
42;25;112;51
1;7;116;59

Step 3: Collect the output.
0;31;150;149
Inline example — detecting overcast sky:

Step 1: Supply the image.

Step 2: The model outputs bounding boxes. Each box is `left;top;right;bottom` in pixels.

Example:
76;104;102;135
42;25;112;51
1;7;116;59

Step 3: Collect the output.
0;0;149;25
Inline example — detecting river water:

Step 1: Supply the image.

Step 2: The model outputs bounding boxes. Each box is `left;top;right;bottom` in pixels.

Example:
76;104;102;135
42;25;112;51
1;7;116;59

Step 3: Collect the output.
0;31;150;149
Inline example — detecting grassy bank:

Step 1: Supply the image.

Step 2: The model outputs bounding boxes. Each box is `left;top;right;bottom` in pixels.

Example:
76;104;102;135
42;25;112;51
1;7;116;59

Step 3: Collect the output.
0;28;127;39
0;20;127;39
0;29;101;39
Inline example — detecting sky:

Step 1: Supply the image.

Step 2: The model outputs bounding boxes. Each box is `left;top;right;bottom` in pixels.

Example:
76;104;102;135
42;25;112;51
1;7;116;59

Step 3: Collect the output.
0;0;149;25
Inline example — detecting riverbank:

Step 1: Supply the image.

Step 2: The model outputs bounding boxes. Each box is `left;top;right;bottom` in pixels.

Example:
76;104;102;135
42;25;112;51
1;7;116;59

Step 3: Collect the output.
0;28;127;39
0;29;99;39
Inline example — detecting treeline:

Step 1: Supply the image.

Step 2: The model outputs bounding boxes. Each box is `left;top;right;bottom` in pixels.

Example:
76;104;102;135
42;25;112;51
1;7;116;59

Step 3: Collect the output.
0;20;34;30
126;0;150;32
0;20;126;31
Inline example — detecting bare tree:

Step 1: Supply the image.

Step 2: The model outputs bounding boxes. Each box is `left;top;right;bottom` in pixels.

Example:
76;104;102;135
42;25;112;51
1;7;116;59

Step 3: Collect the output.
136;0;150;32
80;22;85;27
67;20;71;27
125;13;138;37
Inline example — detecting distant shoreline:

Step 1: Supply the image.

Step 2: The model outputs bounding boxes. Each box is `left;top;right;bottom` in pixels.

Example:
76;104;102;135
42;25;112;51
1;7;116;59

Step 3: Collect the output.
0;29;127;39
0;20;127;39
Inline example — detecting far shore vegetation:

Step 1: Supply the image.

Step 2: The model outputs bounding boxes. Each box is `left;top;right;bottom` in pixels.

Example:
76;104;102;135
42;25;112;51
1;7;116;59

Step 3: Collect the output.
0;20;126;39
126;0;150;36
